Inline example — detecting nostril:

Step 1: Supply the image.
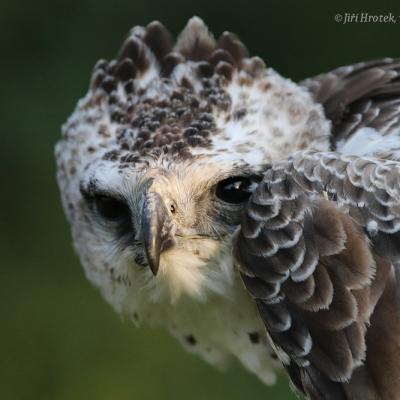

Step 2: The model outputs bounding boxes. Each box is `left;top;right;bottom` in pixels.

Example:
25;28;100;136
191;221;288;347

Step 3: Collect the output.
170;204;176;214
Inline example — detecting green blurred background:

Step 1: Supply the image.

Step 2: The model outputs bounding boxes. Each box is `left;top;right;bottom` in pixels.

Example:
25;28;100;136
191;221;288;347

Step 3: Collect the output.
1;0;400;399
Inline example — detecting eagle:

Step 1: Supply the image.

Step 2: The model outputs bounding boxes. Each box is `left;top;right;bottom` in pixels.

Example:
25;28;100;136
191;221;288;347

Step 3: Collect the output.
56;17;400;399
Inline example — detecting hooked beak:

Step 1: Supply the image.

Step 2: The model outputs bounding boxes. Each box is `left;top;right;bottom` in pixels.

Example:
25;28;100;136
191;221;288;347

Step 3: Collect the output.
141;191;174;276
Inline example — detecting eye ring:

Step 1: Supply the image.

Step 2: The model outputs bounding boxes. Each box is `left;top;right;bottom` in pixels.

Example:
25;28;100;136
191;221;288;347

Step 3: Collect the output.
216;175;260;204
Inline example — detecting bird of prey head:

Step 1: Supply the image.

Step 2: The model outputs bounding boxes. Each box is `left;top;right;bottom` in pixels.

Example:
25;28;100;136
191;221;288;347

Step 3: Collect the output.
56;17;400;398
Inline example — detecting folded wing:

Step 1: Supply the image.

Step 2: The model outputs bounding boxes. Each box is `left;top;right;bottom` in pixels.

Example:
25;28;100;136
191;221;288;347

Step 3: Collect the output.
236;151;400;399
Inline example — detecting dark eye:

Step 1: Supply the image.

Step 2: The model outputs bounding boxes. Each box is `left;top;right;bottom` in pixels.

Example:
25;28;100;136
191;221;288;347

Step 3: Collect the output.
94;195;130;221
216;176;260;204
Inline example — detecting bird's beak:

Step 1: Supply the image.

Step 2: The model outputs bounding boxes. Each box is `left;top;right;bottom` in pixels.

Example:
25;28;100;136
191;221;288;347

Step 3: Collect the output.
141;191;173;276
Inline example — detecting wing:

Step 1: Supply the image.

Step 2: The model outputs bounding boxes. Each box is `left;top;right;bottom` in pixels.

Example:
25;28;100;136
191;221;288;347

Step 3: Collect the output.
235;151;400;399
300;59;400;154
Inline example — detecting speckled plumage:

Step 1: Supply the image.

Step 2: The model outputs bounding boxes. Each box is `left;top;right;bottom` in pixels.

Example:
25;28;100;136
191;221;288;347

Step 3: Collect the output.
56;17;400;398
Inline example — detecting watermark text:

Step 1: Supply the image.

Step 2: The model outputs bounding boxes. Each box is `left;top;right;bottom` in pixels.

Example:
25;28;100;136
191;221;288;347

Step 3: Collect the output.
335;12;397;24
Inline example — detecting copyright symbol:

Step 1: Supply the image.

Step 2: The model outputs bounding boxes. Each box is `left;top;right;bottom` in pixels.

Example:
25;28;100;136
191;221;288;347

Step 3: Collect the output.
335;14;343;22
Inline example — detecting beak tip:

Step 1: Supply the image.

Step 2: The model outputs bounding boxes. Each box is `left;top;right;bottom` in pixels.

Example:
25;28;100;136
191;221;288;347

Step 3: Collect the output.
148;257;160;276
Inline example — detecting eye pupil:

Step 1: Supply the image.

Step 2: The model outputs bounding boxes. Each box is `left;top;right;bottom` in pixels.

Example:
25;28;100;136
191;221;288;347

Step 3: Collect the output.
216;176;260;204
95;195;129;220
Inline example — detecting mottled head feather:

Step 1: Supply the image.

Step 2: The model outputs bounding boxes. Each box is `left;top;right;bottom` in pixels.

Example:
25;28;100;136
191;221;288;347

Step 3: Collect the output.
60;17;329;180
144;21;174;60
174;16;216;61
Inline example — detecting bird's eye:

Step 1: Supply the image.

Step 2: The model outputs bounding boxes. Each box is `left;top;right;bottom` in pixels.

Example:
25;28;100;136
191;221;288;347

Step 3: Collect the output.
216;176;260;204
94;195;130;221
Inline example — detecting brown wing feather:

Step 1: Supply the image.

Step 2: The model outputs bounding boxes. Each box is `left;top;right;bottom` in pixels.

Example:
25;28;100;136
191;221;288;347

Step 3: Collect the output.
300;59;400;148
236;151;400;399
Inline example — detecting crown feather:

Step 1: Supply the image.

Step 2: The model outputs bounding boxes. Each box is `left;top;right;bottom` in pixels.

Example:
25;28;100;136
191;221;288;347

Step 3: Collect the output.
174;16;216;61
81;17;324;163
144;21;174;60
91;16;259;95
